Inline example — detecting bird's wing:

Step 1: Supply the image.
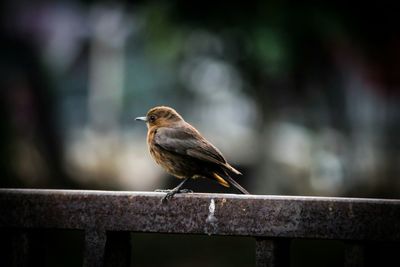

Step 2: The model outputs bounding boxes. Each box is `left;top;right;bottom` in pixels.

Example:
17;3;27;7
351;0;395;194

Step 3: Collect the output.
154;126;227;166
155;125;246;192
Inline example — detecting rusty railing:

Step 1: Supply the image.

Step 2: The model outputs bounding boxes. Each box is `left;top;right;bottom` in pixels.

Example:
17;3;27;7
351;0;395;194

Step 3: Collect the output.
1;189;400;266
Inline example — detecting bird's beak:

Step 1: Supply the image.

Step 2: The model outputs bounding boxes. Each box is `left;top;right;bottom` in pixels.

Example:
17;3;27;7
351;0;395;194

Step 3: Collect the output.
135;116;147;122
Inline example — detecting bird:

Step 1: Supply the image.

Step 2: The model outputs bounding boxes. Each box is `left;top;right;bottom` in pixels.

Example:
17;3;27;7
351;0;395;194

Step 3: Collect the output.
135;106;249;201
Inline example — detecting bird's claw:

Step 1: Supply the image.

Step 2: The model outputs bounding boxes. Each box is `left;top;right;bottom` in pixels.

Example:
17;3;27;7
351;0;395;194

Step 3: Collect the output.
155;189;170;193
162;191;176;203
156;188;193;203
178;189;193;193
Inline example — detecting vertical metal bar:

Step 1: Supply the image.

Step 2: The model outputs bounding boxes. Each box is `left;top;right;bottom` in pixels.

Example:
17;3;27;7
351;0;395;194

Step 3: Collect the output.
256;238;290;267
83;229;107;267
10;230;46;267
11;230;30;267
345;242;365;267
104;231;131;267
256;239;275;267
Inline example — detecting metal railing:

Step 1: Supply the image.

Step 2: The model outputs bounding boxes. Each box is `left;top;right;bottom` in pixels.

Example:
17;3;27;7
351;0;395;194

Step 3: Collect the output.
1;189;399;266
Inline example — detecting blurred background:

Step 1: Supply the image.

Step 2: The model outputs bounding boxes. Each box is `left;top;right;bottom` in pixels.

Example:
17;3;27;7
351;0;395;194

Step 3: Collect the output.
1;1;399;266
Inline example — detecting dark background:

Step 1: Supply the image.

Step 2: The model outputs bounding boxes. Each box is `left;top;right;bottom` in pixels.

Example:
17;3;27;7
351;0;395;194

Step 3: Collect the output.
1;1;399;266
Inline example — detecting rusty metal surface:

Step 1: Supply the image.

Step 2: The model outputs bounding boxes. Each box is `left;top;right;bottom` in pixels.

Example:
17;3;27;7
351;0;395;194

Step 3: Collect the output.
1;189;400;241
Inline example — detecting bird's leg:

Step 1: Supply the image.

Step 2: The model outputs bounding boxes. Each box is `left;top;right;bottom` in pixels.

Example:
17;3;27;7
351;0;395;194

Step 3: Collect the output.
156;177;191;202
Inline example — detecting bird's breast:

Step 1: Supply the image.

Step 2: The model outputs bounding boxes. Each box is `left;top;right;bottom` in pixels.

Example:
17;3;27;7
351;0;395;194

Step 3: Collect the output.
149;145;188;179
147;128;184;178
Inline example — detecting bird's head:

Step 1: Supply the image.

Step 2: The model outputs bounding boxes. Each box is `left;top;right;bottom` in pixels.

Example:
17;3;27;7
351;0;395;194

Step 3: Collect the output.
135;106;184;128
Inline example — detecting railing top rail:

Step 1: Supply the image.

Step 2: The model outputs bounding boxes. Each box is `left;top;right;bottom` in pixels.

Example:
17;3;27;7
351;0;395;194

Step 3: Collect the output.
1;189;399;241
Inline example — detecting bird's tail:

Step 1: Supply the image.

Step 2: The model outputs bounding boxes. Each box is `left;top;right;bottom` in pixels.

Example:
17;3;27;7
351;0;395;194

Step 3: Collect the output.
224;174;250;195
213;171;250;195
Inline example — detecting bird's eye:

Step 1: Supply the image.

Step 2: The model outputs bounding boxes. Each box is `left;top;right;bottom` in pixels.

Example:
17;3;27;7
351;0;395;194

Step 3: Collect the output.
149;115;157;122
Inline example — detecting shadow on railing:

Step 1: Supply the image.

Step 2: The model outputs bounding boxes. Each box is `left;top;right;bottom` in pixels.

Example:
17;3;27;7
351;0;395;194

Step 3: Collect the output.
1;189;399;266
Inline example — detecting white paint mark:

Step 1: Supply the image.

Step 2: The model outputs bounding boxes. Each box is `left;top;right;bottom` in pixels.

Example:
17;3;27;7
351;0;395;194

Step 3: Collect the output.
209;198;215;215
205;198;218;235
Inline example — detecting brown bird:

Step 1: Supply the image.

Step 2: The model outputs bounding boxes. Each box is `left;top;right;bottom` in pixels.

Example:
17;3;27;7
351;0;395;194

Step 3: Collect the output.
136;106;249;200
